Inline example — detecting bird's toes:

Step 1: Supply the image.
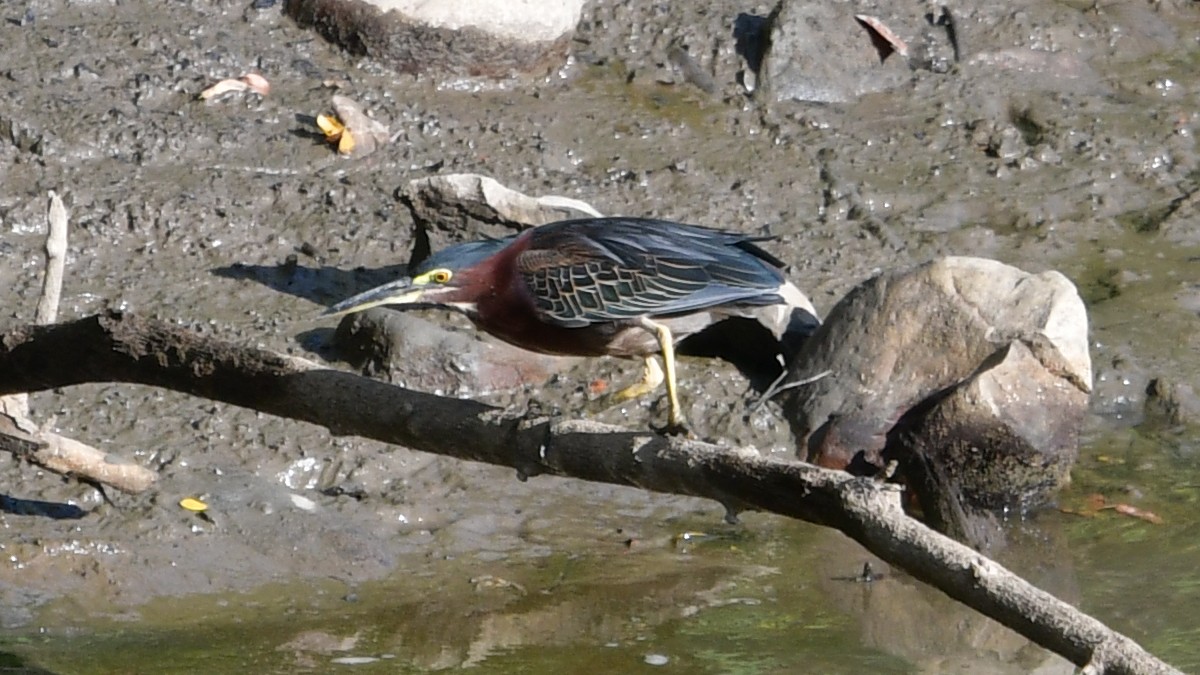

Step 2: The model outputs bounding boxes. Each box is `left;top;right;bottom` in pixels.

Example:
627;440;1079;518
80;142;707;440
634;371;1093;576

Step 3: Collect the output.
653;419;694;438
609;380;658;402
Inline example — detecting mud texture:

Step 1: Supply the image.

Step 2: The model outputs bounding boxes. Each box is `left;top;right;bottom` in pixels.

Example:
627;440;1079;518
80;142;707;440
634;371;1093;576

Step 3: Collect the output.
0;0;1198;670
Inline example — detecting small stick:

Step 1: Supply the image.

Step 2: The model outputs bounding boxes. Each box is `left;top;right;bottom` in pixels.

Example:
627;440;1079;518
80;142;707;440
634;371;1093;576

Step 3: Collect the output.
0;417;156;494
0;192;60;423
36;190;67;324
750;369;834;413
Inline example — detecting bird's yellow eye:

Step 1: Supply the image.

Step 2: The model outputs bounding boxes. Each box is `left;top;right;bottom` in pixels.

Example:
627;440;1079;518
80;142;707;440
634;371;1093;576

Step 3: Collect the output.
430;269;452;284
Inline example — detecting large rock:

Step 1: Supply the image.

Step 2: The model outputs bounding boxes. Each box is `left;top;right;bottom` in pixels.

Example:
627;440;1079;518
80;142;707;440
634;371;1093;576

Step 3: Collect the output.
285;0;585;78
757;0;1106;104
759;2;915;103
782;257;1091;537
1144;376;1200;428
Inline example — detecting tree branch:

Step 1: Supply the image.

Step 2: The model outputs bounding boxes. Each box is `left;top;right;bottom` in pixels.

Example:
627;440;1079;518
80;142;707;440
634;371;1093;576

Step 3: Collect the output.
0;311;1180;675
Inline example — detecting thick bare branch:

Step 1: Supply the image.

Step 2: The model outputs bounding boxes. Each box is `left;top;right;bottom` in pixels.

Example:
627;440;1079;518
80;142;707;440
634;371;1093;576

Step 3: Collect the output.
0;311;1180;675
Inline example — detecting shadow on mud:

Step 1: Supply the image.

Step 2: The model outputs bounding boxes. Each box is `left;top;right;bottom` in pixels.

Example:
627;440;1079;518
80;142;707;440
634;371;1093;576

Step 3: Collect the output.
212;261;408;306
0;495;88;520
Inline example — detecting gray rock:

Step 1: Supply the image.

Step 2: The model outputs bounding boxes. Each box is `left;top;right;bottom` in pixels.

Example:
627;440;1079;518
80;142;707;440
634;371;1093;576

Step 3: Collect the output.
284;0;585;78
369;0;581;43
400;173;601;264
1144;377;1200;428
758;1;1109;104
900;340;1087;537
759;2;915;103
333;308;578;394
782;257;1091;534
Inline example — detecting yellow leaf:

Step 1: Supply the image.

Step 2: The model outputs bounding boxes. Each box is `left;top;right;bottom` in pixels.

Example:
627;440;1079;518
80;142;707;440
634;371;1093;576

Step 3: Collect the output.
337;129;356;155
179;497;208;512
316;113;345;142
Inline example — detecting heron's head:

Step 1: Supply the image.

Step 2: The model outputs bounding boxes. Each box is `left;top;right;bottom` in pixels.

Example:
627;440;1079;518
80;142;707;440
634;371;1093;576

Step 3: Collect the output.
323;236;514;318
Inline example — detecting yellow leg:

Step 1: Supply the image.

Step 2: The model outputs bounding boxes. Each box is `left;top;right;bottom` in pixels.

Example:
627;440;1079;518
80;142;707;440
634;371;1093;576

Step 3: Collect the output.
636;317;685;431
613;355;664;401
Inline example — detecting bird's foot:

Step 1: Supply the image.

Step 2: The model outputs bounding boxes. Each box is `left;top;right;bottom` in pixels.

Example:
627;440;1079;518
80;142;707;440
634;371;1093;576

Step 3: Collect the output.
609;356;665;402
653;418;693;438
583;356;663;413
610;381;656;402
584;387;691;437
652;402;694;437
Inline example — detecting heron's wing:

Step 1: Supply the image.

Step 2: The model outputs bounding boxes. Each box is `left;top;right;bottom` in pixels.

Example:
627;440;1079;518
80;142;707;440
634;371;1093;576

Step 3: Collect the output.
516;218;787;328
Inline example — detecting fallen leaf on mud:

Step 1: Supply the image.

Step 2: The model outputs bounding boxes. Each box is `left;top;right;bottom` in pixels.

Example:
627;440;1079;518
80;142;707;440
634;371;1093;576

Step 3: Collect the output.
199;73;270;101
239;72;270;95
1060;493;1164;524
1108;503;1164;525
179;497;208;512
316;112;349;151
199;79;248;100
316;95;390;158
855;15;909;62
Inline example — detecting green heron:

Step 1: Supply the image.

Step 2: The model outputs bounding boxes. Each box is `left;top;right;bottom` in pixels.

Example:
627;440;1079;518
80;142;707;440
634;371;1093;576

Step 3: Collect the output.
324;217;819;430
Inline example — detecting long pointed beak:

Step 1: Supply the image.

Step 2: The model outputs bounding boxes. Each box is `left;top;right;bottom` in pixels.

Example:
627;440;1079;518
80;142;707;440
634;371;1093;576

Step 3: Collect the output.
322;278;425;318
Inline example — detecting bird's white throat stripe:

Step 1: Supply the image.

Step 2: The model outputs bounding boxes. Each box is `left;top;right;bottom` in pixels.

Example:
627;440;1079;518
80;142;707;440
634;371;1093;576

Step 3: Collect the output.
778;281;818;317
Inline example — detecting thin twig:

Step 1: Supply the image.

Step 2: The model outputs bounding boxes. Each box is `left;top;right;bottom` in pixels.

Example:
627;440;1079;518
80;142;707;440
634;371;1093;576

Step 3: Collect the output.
36;190;67;324
750;368;833;412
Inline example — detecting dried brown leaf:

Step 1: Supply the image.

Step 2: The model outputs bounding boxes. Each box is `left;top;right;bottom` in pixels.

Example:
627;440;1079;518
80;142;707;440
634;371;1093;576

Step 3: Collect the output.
200;72;269;101
855;14;909;62
1111;503;1164;525
239;72;270;96
199;78;250;100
